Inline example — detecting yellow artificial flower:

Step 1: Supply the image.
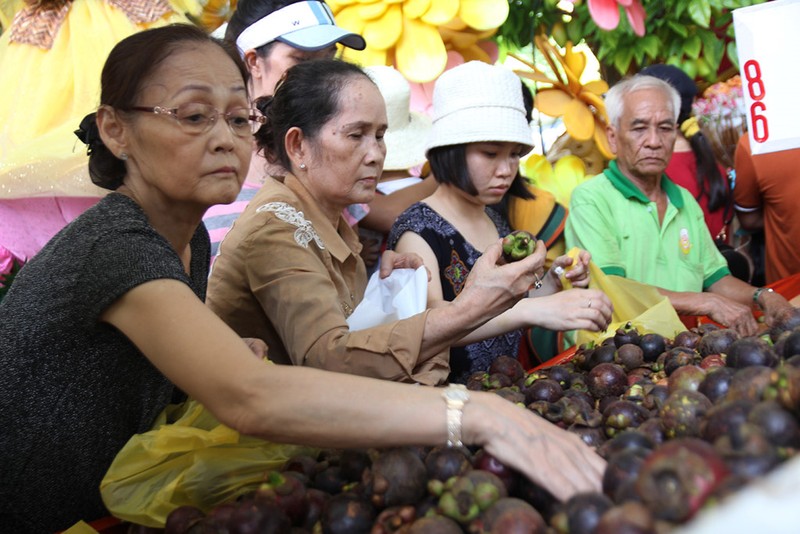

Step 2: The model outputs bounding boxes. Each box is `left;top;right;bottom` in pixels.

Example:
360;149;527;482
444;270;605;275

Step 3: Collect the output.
521;153;590;209
327;0;508;83
513;36;613;160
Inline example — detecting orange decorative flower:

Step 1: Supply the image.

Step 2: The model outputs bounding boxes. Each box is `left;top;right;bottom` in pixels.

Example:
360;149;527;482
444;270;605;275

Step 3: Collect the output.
513;36;613;159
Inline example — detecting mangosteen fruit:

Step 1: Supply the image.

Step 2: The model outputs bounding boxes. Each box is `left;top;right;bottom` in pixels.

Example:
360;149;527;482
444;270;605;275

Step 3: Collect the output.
471;497;546;534
524;377;564;405
255;470;309;526
312;465;347;494
726;336;779;368
697;328;739;357
587;363;628;399
697;366;735;404
483;372;513;390
698;353;726;370
701;398;755;443
713;422;781;480
635;417;665;446
602;399;650;437
371;505;416;534
425;446;472;482
594;501;656;534
614;323;641;348
365;447;428;508
639;333;666;363
514;478;559;524
635;438;729;523
616;344;645;371
724;365;775;402
406;515;463;534
778;328;800;359
338;449;372;483
769;307;800;342
473;449;519;495
165;505;206;534
320;493;375;534
437;470;507;525
567;423;608;448
544;365;572;388
658;390;713;438
489;355;526;384
662;347;698;376
598;429;656;460
586;344;618;370
502;230;537;262
672;330;702;350
748;400;800;448
602;448;648;503
561;492;614;534
667;365;707;395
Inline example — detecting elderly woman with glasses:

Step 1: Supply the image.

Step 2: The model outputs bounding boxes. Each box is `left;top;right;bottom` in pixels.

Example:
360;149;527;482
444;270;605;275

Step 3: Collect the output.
0;26;604;533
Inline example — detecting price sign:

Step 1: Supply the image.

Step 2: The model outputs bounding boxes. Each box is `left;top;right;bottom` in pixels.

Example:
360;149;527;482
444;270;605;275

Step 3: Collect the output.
733;0;800;155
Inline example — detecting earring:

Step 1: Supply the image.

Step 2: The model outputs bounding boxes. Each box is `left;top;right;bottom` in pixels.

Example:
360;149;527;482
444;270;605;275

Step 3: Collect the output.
299;163;306;170
119;153;128;161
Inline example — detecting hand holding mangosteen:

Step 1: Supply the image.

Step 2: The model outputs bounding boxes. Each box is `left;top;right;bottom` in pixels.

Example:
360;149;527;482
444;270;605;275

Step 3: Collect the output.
501;230;538;263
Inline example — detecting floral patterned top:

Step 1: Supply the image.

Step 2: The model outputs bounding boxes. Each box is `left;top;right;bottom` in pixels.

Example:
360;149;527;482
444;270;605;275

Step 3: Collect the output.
388;202;522;384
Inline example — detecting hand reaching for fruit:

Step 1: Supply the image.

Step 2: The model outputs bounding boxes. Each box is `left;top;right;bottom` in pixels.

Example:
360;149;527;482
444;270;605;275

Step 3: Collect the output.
549;248;592;290
519;288;613;332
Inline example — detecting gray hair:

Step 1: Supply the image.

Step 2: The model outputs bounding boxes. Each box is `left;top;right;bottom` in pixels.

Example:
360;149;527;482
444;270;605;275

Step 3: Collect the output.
605;75;681;128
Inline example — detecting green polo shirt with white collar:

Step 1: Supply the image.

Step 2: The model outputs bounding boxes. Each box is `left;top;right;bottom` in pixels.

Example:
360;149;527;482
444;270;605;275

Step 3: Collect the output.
565;160;729;292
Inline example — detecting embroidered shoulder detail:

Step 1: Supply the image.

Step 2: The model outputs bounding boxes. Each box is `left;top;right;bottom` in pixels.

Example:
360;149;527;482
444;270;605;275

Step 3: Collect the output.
108;0;172;24
256;202;325;249
8;1;71;50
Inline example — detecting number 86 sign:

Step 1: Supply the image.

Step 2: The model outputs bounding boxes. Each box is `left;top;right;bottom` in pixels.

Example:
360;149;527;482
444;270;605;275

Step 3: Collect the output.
733;0;800;155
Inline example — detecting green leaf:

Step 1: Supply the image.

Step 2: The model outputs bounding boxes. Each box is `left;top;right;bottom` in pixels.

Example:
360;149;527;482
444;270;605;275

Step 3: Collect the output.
641;34;660;60
726;41;740;71
687;0;712;27
685;34;702;59
613;47;634;76
666;20;689;38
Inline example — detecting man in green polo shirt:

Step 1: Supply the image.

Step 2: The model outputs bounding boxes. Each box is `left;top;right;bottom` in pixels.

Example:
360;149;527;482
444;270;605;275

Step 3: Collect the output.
565;75;792;335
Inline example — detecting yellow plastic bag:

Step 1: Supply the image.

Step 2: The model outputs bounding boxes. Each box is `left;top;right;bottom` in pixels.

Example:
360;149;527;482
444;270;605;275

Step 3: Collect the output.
574;253;686;346
100;397;318;528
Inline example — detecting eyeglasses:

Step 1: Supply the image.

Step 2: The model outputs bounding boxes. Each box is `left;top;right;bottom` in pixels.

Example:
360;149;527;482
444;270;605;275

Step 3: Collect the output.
126;103;266;137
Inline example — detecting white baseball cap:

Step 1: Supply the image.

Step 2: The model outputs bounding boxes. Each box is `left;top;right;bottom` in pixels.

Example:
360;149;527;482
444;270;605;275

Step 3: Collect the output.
235;1;366;53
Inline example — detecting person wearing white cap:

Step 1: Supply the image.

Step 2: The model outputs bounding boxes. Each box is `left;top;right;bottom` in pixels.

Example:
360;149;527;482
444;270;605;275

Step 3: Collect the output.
203;0;367;262
388;61;612;384
357;66;438;274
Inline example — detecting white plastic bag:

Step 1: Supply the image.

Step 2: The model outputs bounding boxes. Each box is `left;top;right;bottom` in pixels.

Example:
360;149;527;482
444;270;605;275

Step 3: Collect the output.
346;267;427;331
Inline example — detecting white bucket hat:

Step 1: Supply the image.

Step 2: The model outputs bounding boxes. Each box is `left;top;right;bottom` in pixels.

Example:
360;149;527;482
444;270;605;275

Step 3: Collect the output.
426;61;533;156
235;1;366;53
364;66;432;171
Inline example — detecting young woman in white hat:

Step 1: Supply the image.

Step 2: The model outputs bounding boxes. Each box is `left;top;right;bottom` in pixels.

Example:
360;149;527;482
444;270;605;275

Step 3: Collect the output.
388;61;612;384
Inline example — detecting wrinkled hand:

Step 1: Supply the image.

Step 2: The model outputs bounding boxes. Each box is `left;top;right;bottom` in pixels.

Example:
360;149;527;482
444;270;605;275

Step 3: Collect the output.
706;293;759;336
760;291;795;328
524;288;612;332
550;250;592;289
470;393;606;502
379;250;430;281
462;239;547;315
243;337;268;359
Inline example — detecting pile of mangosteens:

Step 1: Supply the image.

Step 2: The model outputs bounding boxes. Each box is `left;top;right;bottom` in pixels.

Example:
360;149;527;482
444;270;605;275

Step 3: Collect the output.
148;309;800;534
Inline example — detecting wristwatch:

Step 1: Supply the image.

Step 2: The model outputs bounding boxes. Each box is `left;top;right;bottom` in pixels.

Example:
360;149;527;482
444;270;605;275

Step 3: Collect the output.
442;384;470;447
753;287;774;310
